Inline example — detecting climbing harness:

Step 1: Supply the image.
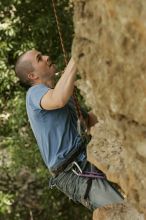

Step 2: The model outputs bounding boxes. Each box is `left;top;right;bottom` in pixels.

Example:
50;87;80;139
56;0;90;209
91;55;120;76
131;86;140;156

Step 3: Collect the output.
70;160;106;200
49;138;87;176
71;161;106;179
49;156;107;201
51;0;89;138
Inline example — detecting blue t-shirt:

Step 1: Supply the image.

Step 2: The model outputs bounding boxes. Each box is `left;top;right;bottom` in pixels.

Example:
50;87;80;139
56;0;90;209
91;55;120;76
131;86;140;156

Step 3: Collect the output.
26;83;86;171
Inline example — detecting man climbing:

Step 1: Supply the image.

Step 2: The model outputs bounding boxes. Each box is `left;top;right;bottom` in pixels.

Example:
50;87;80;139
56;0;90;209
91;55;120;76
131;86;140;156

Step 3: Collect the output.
14;49;124;211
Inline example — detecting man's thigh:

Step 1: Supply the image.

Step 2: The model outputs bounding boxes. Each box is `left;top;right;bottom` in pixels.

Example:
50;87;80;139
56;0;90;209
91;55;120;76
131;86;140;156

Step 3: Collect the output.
50;164;124;211
51;168;86;204
87;178;124;210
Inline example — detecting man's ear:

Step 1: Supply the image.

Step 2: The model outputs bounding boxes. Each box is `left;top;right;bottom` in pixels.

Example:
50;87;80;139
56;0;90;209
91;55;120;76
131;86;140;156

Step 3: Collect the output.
27;72;38;80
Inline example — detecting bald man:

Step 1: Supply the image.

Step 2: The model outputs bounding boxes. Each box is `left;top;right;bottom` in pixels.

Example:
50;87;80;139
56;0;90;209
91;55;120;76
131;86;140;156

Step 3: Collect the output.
15;49;124;211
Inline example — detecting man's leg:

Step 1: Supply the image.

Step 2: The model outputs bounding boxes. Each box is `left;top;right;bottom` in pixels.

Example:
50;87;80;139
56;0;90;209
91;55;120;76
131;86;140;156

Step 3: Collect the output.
49;160;124;211
77;160;124;210
82;175;124;210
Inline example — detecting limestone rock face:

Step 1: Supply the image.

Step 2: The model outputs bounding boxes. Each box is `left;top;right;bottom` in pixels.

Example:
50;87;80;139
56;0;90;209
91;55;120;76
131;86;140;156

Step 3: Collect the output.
93;203;144;220
72;0;146;218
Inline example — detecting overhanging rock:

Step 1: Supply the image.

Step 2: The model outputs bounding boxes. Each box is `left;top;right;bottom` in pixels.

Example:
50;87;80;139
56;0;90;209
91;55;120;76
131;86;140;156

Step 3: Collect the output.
72;0;146;219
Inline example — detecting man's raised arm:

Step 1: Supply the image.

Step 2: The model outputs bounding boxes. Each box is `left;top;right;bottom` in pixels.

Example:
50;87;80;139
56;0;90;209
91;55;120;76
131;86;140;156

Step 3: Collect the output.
40;57;77;110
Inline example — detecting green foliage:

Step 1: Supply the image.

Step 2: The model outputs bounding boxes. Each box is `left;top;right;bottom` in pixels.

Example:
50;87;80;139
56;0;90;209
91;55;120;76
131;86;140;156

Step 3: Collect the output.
0;0;92;219
0;192;14;214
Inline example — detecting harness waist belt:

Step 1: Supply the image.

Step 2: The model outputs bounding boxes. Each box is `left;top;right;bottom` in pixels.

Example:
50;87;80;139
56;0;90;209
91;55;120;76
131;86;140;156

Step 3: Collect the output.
49;140;86;177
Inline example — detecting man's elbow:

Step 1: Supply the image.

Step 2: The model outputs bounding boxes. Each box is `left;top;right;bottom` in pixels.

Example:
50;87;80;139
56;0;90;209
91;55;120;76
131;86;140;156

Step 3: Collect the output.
58;100;66;108
59;97;70;108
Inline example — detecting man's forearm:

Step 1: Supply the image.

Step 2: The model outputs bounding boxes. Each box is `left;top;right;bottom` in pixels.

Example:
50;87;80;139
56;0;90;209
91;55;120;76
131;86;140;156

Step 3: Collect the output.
53;58;77;105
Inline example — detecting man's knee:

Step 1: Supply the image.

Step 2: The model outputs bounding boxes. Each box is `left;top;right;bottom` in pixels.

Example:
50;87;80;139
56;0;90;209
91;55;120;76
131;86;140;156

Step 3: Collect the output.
88;179;124;210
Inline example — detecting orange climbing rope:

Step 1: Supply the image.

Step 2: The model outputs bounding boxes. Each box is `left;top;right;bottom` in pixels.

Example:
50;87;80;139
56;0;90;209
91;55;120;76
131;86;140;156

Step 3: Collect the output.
51;0;87;134
51;0;68;66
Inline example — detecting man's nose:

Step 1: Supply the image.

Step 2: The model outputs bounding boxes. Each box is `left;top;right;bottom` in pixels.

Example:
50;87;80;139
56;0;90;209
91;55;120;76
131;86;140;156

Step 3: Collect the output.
44;55;50;63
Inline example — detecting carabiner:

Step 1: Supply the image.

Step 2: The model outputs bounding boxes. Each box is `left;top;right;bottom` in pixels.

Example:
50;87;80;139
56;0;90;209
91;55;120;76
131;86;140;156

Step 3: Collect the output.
71;161;83;175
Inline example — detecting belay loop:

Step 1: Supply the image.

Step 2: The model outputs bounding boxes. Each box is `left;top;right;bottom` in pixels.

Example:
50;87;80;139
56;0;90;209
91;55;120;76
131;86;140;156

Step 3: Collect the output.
51;0;89;137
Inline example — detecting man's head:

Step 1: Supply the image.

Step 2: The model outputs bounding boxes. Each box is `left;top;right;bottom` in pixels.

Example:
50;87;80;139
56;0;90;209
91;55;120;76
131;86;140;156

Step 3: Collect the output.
14;49;57;87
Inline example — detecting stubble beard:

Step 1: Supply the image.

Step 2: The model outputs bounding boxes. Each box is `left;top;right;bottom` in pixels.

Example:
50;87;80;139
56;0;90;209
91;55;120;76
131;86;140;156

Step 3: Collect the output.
42;73;55;88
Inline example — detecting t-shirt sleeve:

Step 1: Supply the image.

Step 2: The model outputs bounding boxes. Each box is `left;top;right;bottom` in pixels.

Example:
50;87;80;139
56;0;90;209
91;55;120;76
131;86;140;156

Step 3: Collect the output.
29;84;51;110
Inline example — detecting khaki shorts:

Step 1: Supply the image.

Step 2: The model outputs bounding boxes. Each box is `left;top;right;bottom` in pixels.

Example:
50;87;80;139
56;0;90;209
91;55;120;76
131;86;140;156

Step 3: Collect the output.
48;156;124;211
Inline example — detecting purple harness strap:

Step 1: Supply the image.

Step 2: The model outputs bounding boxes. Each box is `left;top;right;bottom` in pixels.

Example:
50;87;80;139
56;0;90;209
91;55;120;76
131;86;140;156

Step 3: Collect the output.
71;161;106;179
71;161;107;201
76;172;106;179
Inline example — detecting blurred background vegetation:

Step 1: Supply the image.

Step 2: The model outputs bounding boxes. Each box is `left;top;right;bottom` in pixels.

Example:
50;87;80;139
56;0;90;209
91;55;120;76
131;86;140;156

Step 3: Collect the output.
0;0;92;219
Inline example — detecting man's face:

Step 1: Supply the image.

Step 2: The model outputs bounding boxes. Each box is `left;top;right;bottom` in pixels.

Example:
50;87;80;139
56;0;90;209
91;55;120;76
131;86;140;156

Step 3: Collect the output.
25;49;57;84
